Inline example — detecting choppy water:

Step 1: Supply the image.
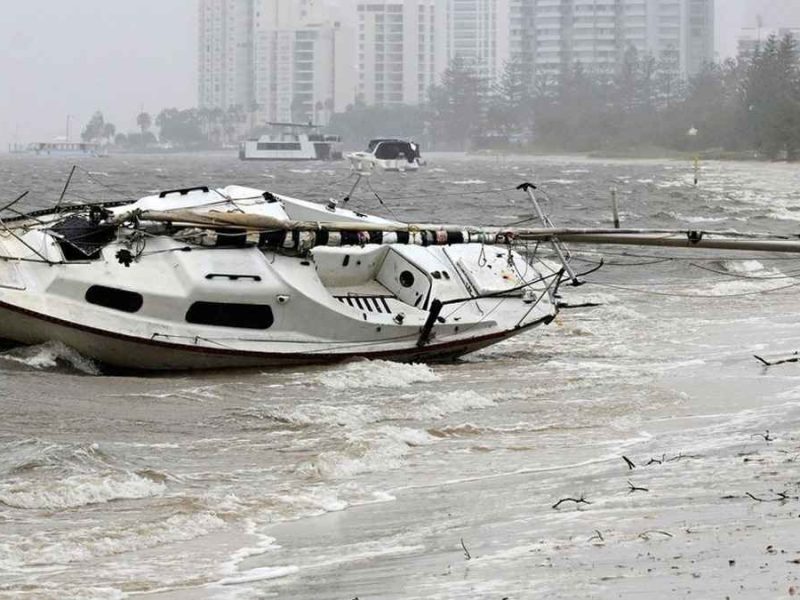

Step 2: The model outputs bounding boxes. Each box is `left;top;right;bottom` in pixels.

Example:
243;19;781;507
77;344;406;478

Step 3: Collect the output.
2;153;800;599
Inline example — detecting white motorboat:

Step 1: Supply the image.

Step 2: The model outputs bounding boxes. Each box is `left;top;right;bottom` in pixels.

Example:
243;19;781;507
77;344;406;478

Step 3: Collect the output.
239;122;343;161
0;185;562;371
347;139;424;173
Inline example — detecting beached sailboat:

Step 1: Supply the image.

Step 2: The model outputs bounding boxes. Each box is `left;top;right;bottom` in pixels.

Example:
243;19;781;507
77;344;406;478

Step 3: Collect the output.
0;184;563;371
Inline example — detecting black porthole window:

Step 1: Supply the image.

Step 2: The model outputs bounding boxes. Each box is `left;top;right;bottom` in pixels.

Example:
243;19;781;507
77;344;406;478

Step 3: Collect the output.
185;302;274;329
85;286;143;313
399;270;415;288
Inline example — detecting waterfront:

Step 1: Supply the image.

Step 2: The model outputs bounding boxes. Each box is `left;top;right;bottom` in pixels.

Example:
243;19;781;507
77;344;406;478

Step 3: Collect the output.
1;153;800;599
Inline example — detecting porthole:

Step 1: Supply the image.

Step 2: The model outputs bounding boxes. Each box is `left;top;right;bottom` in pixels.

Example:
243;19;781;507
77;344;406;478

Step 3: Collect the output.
399;270;415;288
85;286;143;313
186;302;274;329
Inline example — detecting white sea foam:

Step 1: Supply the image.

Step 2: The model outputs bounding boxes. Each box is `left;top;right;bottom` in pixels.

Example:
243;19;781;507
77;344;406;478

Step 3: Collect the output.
218;565;299;585
313;426;435;479
654;180;685;188
0;585;125;600
0;472;165;510
450;179;487;185
766;206;800;222
4;511;226;567
268;403;383;427
702;277;782;297
721;259;767;275
667;211;727;224
275;487;349;514
316;360;439;390
0;341;100;375
221;535;279;575
307;541;425;569
404;390;496;420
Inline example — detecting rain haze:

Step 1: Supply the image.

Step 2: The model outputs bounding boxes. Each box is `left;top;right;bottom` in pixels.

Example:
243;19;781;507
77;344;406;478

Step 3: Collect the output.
4;1;800;599
0;0;196;151
1;0;800;151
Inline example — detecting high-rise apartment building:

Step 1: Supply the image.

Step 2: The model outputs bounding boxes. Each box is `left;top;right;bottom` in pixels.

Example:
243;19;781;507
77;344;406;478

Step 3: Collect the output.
199;0;715;117
526;0;713;78
444;0;511;81
684;0;714;74
199;0;355;124
198;0;255;110
355;0;444;106
252;0;355;124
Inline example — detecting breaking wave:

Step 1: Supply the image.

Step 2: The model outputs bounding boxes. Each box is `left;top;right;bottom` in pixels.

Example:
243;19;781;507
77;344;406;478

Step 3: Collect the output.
401;390;496;420
0;472;166;510
2;511;226;567
316;360;440;390
0;341;100;375
310;426;435;479
218;565;300;585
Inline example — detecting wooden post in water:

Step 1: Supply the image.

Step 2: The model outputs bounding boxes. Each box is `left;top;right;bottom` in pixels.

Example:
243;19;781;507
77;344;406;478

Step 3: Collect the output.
611;187;620;229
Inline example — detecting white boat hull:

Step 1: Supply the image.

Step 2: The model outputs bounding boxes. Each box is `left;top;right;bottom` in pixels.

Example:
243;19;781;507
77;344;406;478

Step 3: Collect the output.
346;151;422;173
0;298;550;370
0;186;558;371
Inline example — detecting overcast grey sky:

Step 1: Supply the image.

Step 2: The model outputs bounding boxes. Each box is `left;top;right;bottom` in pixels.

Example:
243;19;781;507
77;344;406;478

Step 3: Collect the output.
0;0;196;150
1;0;799;151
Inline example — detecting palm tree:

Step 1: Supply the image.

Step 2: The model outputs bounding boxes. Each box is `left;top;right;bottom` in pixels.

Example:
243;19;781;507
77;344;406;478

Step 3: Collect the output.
136;112;152;134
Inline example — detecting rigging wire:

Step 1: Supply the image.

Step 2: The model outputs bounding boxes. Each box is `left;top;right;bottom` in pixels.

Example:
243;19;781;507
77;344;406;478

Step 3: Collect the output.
74;166;138;201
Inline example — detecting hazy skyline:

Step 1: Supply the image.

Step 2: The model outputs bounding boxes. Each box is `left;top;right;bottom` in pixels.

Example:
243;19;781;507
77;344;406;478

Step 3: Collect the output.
1;0;799;151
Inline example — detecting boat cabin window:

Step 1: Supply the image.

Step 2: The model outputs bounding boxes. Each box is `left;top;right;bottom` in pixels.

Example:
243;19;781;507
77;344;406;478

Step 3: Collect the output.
85;286;143;313
374;141;416;161
185;302;274;329
257;142;302;151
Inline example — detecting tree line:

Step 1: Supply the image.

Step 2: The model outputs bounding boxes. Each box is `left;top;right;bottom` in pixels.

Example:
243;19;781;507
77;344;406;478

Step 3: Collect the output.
81;106;249;150
330;33;800;160
82;33;799;159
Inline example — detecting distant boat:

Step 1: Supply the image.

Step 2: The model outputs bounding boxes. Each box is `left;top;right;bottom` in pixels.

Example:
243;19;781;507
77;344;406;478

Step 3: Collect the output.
347;139;424;173
239;122;343;161
22;141;104;157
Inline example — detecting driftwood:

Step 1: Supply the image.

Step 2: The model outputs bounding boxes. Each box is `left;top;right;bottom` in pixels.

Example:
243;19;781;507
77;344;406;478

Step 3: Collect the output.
627;480;649;493
588;530;604;542
622;455;636;470
460;537;471;560
746;491;798;502
754;353;800;367
552;495;591;509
